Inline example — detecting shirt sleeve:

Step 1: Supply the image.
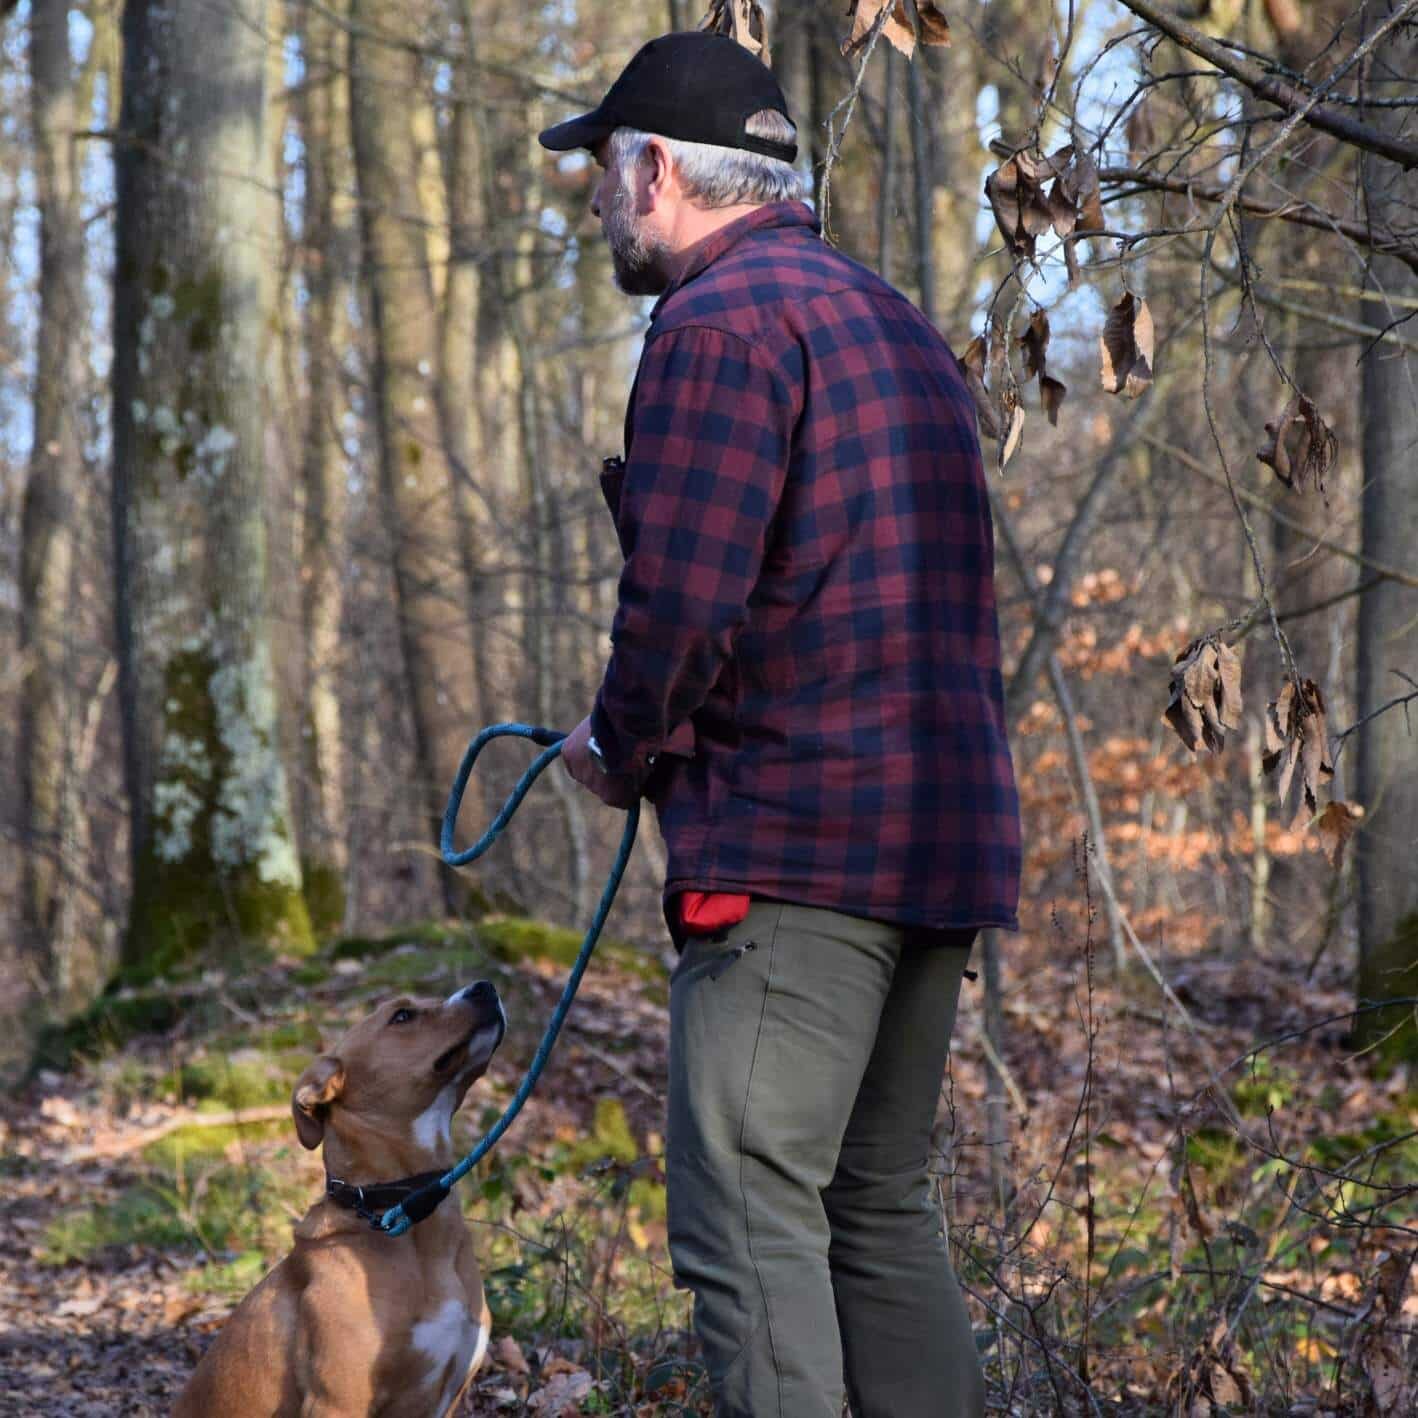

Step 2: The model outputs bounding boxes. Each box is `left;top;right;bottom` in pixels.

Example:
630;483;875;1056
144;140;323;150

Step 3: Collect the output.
590;323;793;786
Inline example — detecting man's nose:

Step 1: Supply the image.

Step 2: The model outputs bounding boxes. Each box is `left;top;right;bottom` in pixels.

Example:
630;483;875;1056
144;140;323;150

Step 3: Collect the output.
590;184;602;220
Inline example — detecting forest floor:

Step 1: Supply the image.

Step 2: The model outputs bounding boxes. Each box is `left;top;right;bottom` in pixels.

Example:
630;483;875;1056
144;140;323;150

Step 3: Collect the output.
1;912;1413;1416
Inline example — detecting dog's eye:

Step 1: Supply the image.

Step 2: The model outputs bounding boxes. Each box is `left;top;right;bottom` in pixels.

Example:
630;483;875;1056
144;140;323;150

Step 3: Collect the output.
389;1007;415;1025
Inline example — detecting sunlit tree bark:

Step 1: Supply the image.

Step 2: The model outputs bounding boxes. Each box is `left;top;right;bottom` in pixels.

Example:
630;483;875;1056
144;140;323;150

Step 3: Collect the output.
294;0;357;934
112;0;312;968
19;0;90;1004
348;0;481;909
1355;19;1418;1059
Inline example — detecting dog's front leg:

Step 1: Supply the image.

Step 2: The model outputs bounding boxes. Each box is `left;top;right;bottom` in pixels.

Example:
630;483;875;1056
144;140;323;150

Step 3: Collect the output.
296;1288;382;1416
440;1232;492;1416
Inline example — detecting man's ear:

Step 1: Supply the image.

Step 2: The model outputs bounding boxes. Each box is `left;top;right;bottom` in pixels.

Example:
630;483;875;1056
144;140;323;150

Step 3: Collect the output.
642;136;674;206
292;1055;345;1150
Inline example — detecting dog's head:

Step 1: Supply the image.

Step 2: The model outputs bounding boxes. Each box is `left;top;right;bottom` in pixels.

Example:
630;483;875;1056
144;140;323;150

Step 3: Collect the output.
291;981;506;1153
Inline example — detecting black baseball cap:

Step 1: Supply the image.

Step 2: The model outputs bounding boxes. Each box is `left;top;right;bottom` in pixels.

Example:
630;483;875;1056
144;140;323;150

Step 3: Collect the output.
538;31;796;163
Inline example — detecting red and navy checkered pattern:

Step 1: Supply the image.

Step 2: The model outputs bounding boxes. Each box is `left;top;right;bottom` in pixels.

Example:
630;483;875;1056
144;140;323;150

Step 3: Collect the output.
590;202;1020;932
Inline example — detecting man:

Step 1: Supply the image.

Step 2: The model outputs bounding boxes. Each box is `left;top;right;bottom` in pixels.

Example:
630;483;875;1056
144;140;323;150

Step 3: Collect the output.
541;31;1020;1418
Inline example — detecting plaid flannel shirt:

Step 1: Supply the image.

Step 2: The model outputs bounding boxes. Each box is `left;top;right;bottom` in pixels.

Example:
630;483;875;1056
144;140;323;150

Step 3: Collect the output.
591;201;1021;932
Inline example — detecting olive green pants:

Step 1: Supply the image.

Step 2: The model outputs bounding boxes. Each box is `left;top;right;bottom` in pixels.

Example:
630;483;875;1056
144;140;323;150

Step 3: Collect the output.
667;900;984;1418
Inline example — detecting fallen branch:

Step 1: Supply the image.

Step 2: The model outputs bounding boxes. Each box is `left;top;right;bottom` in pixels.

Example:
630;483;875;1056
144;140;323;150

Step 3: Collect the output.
66;1105;291;1163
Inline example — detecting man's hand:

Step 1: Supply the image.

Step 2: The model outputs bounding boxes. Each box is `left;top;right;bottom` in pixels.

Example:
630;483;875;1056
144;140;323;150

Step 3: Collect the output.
561;715;641;809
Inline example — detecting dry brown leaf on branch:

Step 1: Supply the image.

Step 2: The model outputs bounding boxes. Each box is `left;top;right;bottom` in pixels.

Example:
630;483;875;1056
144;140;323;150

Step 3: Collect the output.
1126;99;1156;166
1046;143;1106;237
841;0;951;59
1100;291;1154;398
701;0;769;62
1353;1251;1414;1415
1019;310;1049;380
984;153;1055;260
1256;392;1336;499
915;1;952;46
1314;799;1364;868
1001;396;1025;470
1262;677;1334;829
1164;637;1243;753
986;144;1102;264
1017;308;1067;426
960;335;1000;439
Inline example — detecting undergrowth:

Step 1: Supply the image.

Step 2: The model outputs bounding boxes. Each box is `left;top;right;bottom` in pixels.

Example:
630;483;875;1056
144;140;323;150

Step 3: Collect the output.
25;904;1417;1414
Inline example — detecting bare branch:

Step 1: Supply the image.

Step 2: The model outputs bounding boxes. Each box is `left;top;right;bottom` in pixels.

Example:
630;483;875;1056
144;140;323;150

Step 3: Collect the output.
1113;0;1418;169
1099;164;1418;278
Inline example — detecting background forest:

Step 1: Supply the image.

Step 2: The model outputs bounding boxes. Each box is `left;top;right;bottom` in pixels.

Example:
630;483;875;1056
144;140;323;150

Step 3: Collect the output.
1;0;1415;1412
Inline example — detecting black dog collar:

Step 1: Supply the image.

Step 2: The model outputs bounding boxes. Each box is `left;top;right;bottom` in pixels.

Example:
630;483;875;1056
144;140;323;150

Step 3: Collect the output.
325;1171;450;1228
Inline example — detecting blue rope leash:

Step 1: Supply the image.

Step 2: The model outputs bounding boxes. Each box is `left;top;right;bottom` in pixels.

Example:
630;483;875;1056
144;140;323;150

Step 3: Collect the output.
376;723;640;1237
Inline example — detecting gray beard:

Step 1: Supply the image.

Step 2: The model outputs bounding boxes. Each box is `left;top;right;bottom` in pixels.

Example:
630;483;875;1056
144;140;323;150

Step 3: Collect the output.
604;176;672;296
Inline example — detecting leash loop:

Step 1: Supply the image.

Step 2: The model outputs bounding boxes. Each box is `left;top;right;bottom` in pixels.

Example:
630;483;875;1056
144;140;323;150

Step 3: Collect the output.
376;723;640;1237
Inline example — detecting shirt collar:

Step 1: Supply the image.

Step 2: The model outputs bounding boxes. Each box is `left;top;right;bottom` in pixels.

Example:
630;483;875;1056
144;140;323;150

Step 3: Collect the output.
650;200;820;320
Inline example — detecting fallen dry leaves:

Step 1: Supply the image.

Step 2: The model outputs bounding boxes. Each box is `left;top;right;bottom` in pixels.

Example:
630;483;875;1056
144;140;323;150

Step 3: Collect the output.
2;907;1410;1415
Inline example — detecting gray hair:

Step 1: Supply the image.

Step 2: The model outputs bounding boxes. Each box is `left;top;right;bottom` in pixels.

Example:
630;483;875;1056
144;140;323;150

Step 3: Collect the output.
610;110;804;209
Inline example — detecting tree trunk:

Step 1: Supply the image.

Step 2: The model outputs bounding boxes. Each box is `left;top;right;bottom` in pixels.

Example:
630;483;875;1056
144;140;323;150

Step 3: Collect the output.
440;1;493;751
112;0;312;971
295;0;357;935
927;44;983;333
906;54;935;326
20;0;93;1008
1355;21;1418;1060
348;0;481;912
876;47;897;282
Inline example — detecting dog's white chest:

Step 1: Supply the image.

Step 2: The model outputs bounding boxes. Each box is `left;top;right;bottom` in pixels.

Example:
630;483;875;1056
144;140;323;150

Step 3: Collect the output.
411;1298;485;1409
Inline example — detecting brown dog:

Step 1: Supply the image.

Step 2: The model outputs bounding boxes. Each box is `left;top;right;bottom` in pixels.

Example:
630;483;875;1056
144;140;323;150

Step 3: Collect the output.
173;981;506;1417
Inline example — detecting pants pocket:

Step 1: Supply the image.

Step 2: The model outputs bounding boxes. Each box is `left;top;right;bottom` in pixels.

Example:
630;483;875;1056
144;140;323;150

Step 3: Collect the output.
671;937;758;988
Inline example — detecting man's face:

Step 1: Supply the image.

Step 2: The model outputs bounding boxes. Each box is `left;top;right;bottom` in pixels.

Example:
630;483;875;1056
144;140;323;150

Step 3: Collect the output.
590;137;673;296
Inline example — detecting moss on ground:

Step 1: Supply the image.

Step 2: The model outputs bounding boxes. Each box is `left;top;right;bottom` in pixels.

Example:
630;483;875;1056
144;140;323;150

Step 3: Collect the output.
176;1052;291;1111
477;916;659;982
33;991;186;1071
142;1118;289;1171
361;941;489;993
185;1249;269;1299
41;1150;302;1267
570;1098;640;1169
330;921;475;960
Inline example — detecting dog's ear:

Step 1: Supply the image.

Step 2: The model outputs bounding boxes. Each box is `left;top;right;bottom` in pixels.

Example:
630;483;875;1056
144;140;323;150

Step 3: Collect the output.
292;1055;345;1150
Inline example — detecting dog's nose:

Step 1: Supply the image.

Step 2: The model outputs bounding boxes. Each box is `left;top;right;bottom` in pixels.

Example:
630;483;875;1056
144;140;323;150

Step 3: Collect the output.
450;980;499;1006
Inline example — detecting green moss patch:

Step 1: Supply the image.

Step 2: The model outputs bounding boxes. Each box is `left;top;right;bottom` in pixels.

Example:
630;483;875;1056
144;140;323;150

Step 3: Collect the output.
185;1249;270;1299
569;1098;640;1169
141;1119;290;1171
176;1052;291;1111
33;991;186;1071
301;856;345;940
478;916;658;983
41;1187;193;1264
125;647;315;975
330;921;476;960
